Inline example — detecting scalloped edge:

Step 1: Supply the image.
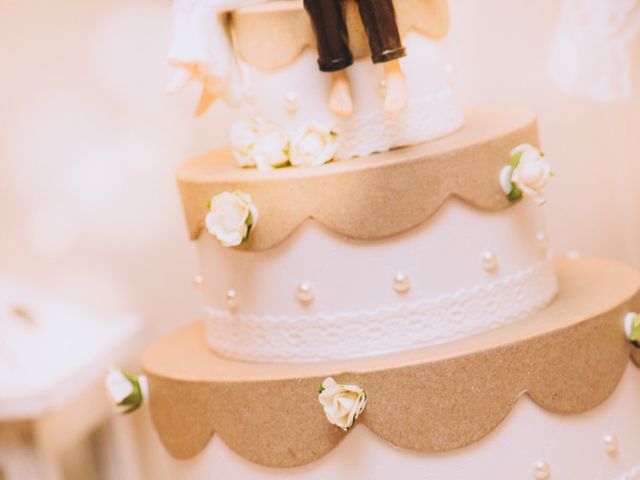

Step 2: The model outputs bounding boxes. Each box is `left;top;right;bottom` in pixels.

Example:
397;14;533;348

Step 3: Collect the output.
177;106;536;251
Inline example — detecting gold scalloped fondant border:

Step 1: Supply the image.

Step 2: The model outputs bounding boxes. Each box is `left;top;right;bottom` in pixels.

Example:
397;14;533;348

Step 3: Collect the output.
232;0;450;71
176;106;535;250
143;258;640;466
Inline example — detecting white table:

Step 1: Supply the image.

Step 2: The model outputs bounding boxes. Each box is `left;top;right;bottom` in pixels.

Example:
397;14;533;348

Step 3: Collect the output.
0;276;146;480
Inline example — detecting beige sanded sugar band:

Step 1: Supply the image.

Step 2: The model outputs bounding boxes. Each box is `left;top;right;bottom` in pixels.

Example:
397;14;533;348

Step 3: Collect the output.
177;106;537;250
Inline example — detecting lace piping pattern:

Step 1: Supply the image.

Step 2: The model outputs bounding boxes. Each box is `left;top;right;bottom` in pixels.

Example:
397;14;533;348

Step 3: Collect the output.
204;261;558;363
335;89;463;160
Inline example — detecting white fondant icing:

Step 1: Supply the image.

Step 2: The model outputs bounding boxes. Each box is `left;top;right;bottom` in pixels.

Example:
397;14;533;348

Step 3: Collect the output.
205;260;557;362
199;200;548;316
166;365;640;479
198;199;557;362
237;33;463;160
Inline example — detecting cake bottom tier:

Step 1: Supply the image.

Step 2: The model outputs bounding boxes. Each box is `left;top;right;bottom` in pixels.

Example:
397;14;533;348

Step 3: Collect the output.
166;364;640;480
143;258;640;479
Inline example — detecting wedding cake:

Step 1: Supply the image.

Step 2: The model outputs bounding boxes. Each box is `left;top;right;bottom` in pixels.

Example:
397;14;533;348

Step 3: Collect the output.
140;1;640;478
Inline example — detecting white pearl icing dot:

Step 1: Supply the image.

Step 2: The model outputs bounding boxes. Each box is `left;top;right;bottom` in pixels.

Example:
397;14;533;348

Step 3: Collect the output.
603;434;618;454
566;249;581;260
481;251;498;272
444;63;455;86
296;282;315;304
192;275;204;290
393;272;411;293
225;289;238;308
536;232;549;254
377;80;387;98
533;460;550;479
284;92;300;114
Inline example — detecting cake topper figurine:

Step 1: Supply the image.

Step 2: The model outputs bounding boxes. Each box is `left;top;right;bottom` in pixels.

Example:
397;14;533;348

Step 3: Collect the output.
303;0;408;116
165;0;256;115
166;0;410;117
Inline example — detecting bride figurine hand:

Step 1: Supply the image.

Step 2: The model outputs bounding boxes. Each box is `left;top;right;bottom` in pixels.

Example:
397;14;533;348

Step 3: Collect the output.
166;0;263;115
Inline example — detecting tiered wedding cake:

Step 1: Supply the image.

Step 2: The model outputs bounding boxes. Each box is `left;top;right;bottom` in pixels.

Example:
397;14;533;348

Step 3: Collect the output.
141;1;640;478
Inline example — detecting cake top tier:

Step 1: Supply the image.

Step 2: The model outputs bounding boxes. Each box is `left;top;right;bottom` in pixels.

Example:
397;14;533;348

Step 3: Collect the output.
168;0;461;160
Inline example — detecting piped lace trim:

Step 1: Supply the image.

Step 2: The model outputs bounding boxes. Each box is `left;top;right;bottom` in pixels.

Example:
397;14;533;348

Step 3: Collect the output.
335;89;463;160
205;261;558;363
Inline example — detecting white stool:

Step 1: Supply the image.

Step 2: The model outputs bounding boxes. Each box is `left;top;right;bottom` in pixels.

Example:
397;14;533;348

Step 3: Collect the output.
0;276;146;480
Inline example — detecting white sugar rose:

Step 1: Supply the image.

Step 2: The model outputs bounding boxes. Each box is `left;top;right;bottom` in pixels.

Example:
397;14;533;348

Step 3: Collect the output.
105;368;148;414
253;122;290;171
230;119;259;168
318;377;367;431
106;369;133;404
205;191;258;247
500;144;552;204
511;144;552;198
625;312;640;344
289;123;338;167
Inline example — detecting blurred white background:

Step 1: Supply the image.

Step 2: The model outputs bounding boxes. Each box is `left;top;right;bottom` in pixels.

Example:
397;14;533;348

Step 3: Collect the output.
1;0;639;478
0;0;216;333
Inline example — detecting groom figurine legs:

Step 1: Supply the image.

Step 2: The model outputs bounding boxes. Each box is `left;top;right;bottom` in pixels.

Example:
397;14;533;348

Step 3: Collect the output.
303;0;409;116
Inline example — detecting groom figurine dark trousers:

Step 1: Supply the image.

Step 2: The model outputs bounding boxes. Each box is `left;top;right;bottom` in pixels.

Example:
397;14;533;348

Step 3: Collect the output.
303;0;406;72
303;0;409;115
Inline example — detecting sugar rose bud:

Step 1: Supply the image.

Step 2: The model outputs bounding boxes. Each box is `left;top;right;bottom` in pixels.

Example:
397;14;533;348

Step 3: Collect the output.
318;377;367;431
252;122;290;171
105;368;148;414
205;191;258;247
230;119;259;168
289;123;337;167
501;144;552;204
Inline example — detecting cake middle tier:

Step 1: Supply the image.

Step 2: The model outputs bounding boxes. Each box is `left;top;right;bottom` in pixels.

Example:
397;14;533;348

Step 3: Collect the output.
198;199;557;363
178;106;556;362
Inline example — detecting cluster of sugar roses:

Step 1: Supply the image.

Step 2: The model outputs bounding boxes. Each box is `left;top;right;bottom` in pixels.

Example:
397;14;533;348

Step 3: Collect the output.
231;118;338;170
